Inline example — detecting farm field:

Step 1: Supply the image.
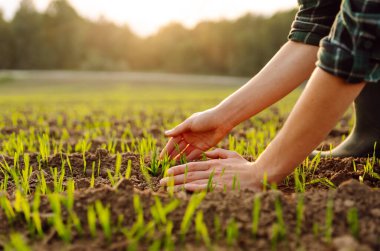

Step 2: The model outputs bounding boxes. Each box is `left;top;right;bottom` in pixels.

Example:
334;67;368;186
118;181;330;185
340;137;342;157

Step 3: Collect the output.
0;72;379;251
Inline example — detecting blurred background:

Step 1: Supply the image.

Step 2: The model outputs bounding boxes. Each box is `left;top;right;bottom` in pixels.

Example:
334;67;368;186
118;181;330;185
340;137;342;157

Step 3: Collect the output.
0;0;297;76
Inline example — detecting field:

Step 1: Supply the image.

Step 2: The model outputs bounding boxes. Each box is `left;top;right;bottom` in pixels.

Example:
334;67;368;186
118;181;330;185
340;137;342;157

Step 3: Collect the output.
0;72;379;251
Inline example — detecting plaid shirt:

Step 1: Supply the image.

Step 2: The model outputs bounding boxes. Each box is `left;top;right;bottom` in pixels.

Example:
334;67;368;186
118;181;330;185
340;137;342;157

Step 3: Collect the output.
289;0;380;83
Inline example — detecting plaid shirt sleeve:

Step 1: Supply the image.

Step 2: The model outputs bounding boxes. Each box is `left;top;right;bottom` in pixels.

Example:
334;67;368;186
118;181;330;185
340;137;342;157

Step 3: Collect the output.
288;0;341;46
289;0;380;83
317;0;380;83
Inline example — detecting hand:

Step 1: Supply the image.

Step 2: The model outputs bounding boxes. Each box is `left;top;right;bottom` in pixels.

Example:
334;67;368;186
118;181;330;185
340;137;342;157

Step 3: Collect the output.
160;108;232;161
159;148;261;192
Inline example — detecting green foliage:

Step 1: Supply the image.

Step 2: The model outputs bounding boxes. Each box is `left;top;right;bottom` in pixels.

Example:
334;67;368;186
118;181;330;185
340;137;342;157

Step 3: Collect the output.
347;207;359;239
180;192;206;240
95;201;112;242
226;218;239;246
1;0;295;75
324;196;334;243
251;195;261;238
195;211;211;247
87;204;97;238
5;233;31;251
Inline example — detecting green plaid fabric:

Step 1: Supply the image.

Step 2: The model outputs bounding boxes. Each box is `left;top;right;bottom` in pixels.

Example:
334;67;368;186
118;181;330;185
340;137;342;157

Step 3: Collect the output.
289;0;380;83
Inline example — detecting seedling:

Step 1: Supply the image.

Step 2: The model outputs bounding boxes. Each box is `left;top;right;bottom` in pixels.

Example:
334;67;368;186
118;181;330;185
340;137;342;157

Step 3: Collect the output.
180;192;206;240
195;211;211;247
207;168;216;192
324;196;334;243
5;233;31;251
347;207;359;239
125;159;132;179
48;193;71;243
295;195;304;238
87;204;97;238
95;200;112;242
251;195;261;238
226;218;238;246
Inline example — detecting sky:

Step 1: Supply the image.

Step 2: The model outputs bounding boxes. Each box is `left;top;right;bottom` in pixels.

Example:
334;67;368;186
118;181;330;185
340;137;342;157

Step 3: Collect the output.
0;0;298;37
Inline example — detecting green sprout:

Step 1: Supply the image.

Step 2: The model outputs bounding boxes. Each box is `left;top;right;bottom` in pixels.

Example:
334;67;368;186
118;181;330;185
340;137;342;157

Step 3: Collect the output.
195;210;211;247
87;204;97;238
324;196;334;243
347;207;359;239
180;192;206;240
48;193;71;243
251;195;261;238
206;168;216;192
114;152;122;179
295;194;304;238
0;195;16;223
226;218;239;246
125;159;132;179
5;233;31;251
95;200;112;242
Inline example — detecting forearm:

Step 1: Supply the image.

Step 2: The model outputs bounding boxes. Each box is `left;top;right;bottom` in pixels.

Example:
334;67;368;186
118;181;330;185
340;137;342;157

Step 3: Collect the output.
215;41;319;129
254;68;365;183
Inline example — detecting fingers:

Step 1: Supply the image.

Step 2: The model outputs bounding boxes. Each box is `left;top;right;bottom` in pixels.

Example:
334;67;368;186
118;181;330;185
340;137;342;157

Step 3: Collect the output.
160;136;184;159
160;171;211;185
205;148;240;159
182;145;204;161
184;183;222;192
165;120;189;137
169;140;188;159
166;161;212;176
168;180;223;192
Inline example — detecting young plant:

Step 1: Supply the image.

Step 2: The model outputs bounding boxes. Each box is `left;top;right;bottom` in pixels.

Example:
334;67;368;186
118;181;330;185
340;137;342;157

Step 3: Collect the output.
87;204;97;238
226;218;239;246
195;211;211;247
37;170;47;195
48;193;71;243
214;215;222;241
114;152;122;179
148;150;160;176
125;159;132;179
90;162;95;188
5;233;31;251
32;190;43;237
14;190;31;225
95;200;112;242
207;168;216;192
21;154;32;194
295;194;304;238
251;195;261;238
347;207;359;239
164;220;174;250
324;196;334;243
273;194;286;243
0;195;16;223
180;192;206;240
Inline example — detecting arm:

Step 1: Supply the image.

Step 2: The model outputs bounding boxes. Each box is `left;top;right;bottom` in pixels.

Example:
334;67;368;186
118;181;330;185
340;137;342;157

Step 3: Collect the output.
215;41;319;128
161;41;319;160
254;68;365;183
160;68;365;191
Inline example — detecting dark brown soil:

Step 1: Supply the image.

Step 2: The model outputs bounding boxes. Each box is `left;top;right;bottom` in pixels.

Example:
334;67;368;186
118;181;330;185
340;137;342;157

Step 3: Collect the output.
1;149;380;250
1;115;380;250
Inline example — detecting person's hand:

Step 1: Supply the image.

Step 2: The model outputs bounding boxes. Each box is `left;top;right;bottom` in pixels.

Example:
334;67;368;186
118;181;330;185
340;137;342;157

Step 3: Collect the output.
160;108;232;161
159;148;260;192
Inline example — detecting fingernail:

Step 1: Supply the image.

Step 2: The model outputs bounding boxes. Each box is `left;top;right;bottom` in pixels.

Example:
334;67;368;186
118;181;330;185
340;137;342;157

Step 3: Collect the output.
160;177;168;185
166;168;173;175
165;129;173;135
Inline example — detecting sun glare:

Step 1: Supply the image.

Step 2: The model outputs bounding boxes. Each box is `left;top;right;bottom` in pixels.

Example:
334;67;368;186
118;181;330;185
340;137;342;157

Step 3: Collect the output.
0;0;297;36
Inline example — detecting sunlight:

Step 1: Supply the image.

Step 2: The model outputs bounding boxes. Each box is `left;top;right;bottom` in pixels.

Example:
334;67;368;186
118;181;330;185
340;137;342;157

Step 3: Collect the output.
0;0;297;36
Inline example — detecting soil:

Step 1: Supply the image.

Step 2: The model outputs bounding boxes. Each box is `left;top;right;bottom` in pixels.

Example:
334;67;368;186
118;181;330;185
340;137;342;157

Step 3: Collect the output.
1;116;380;250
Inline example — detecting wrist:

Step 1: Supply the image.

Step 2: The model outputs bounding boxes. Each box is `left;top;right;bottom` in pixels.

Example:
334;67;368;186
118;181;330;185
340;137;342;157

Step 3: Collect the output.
212;104;236;133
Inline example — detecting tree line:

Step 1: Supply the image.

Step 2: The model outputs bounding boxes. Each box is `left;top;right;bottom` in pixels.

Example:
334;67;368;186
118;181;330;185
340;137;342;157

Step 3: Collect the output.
0;0;297;76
